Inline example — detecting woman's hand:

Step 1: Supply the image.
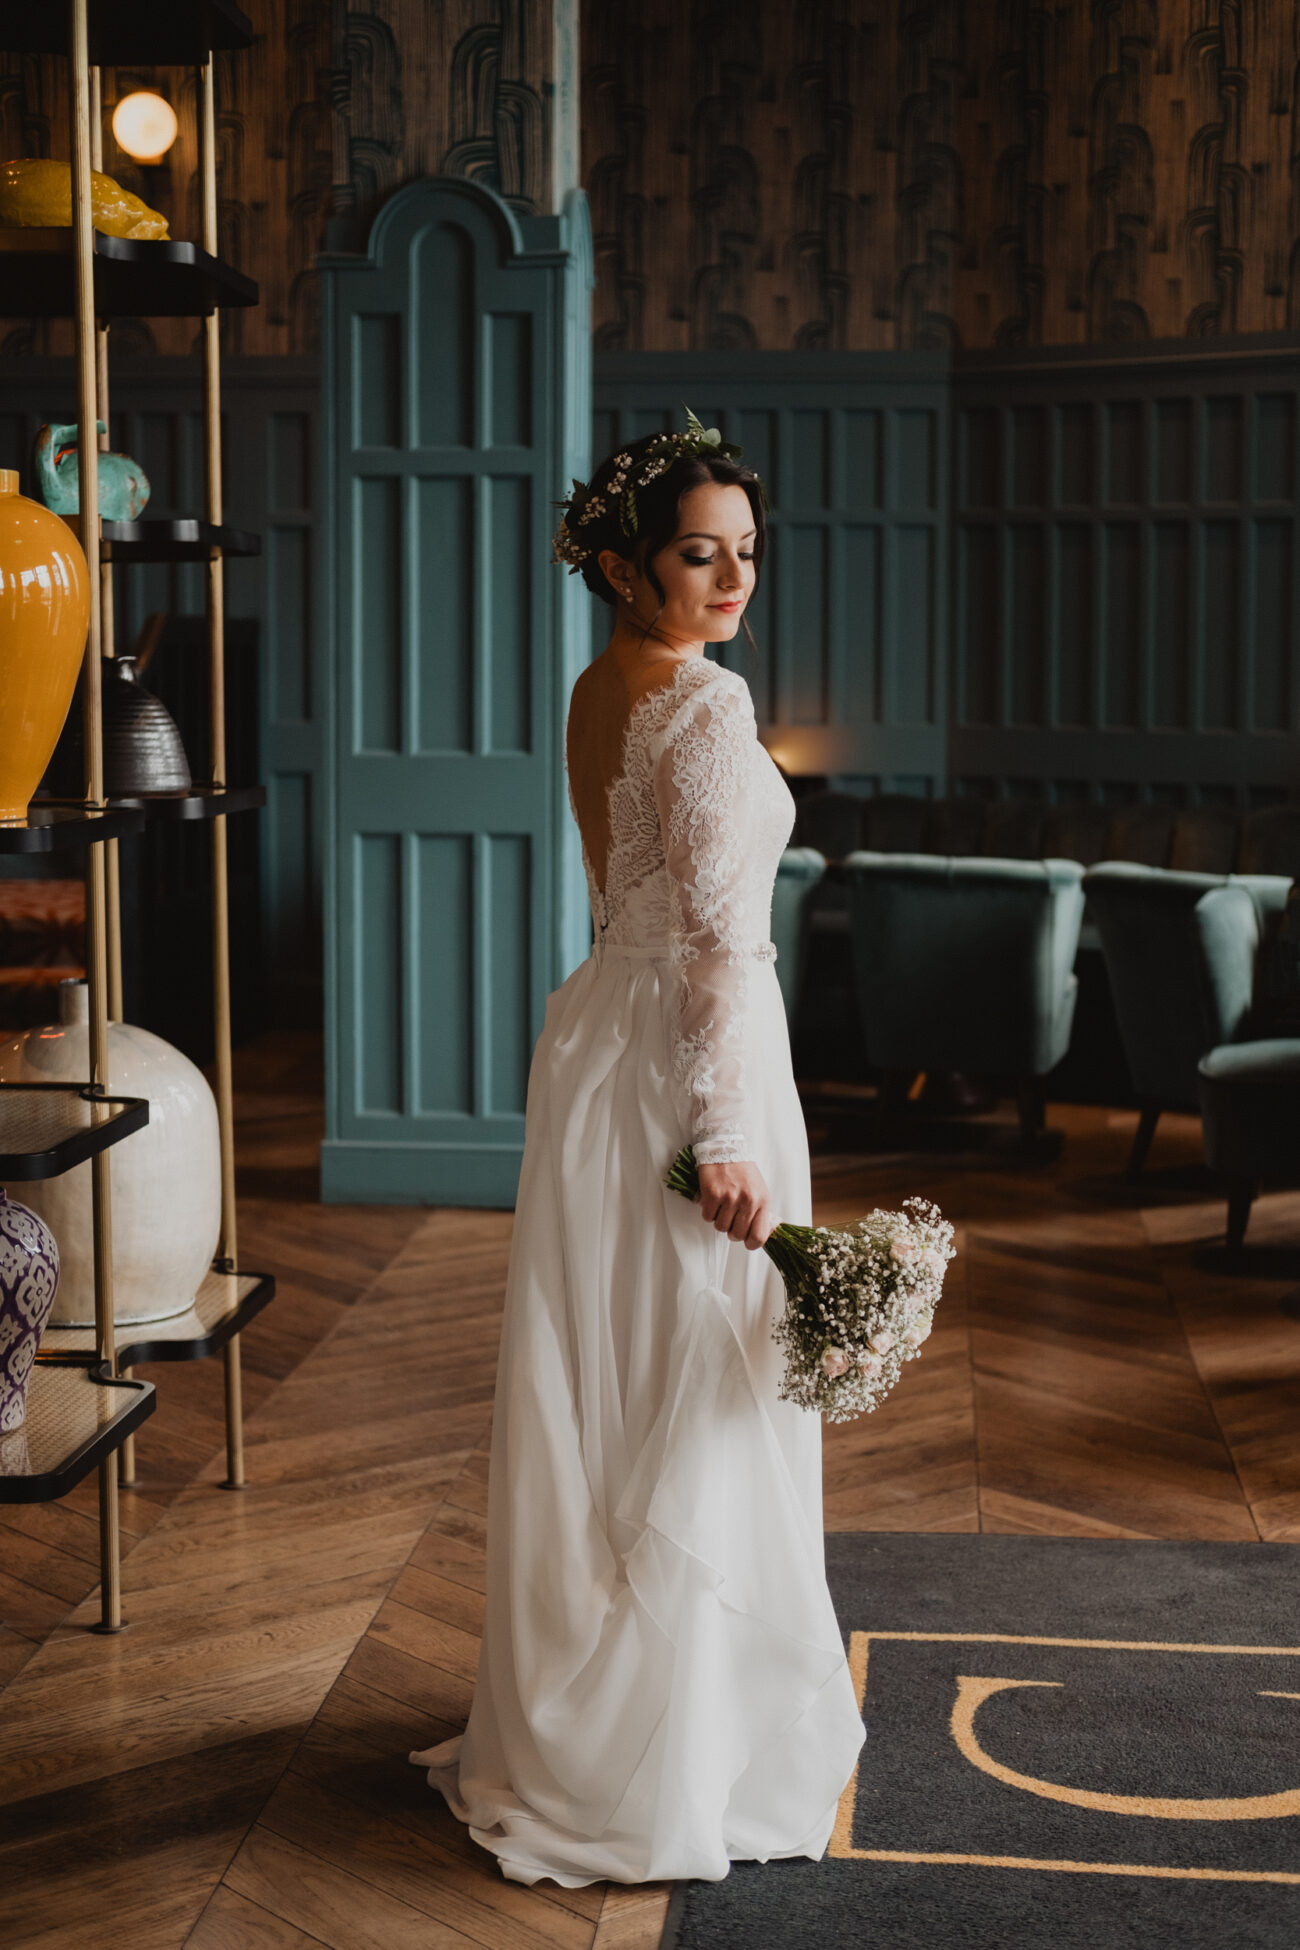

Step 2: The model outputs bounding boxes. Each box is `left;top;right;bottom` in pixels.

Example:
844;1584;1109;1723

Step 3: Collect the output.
695;1161;773;1251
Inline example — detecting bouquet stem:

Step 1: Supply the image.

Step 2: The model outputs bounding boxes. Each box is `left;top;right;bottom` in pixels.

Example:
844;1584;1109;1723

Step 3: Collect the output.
665;1144;814;1284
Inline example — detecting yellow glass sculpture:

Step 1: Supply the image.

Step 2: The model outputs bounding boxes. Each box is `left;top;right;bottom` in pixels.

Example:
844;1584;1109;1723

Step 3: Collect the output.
0;157;169;240
0;469;90;823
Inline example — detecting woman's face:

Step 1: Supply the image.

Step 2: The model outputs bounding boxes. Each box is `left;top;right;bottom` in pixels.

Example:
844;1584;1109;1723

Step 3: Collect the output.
605;481;757;646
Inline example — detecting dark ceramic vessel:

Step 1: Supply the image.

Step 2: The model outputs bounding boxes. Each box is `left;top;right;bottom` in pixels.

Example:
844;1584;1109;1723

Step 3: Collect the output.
102;656;191;795
46;656;193;798
0;1189;60;1434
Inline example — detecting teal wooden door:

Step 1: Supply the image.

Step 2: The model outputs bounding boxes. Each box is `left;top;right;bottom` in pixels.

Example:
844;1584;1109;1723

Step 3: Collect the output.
320;179;593;1205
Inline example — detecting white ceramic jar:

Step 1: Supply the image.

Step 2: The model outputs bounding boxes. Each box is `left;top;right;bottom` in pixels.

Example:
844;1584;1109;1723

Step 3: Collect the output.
0;978;222;1326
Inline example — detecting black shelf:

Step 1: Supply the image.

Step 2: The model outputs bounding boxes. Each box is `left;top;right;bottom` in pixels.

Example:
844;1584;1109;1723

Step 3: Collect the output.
0;0;252;60
0;1361;155;1505
0;229;258;318
102;519;261;563
110;783;267;822
0;1084;150;1180
45;1268;276;1367
0;802;146;854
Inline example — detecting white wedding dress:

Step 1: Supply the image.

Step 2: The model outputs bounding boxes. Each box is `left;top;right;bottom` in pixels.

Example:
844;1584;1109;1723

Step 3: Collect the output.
411;653;864;1886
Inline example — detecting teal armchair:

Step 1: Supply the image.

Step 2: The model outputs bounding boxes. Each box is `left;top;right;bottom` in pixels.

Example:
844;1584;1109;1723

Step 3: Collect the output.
770;847;825;1024
1081;864;1293;1173
842;853;1086;1143
1192;881;1300;1245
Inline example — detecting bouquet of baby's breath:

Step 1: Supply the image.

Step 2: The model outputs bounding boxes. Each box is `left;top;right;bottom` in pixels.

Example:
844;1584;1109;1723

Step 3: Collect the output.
666;1146;954;1423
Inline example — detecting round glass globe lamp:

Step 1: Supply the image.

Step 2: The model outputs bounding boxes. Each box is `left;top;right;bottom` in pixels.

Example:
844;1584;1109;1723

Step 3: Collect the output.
112;91;178;165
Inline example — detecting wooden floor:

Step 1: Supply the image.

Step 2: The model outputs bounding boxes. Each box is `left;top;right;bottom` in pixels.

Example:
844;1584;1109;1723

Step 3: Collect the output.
1;1042;1298;1950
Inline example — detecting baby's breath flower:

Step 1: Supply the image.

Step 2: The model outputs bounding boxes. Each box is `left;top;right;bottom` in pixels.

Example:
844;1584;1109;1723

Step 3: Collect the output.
665;1151;953;1424
551;521;589;569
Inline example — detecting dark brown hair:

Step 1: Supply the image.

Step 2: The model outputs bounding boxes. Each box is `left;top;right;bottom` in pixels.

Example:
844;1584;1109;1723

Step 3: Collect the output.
572;435;766;653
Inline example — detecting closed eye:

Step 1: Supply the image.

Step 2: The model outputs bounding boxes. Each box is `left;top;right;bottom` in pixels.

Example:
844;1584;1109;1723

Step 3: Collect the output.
682;553;754;565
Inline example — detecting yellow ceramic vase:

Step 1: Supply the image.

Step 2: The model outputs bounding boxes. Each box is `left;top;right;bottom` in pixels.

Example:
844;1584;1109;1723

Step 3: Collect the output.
0;469;90;822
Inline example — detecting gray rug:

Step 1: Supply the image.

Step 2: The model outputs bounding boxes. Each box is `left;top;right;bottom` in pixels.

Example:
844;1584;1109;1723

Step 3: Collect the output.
660;1534;1300;1949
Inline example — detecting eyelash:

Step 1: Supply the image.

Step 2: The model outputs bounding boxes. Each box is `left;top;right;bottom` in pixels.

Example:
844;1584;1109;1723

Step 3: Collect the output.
682;553;755;566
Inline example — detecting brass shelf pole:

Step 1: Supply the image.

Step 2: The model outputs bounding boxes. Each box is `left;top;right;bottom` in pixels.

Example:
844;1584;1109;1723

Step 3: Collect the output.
70;0;123;1631
88;65;123;1024
199;56;244;1490
89;66;134;1493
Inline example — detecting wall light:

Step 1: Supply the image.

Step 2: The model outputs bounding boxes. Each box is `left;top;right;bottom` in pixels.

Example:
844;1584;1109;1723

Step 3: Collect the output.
112;92;178;165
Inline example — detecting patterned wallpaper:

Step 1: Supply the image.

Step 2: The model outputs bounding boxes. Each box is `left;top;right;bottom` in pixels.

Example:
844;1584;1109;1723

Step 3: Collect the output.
952;0;1300;348
585;3;895;351
582;0;962;353
1;1;1295;355
584;0;1300;351
0;0;569;358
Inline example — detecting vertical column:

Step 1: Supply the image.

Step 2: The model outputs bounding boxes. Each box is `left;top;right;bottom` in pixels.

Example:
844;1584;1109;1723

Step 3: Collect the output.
318;0;590;1208
88;63;123;1025
198;56;244;1488
70;0;122;1633
88;62;136;1493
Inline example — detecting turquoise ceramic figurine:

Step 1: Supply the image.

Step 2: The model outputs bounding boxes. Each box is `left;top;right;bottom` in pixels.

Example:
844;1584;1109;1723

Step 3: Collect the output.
34;420;150;520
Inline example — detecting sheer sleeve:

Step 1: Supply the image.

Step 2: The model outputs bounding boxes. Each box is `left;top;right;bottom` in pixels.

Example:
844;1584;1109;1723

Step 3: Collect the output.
651;672;763;1165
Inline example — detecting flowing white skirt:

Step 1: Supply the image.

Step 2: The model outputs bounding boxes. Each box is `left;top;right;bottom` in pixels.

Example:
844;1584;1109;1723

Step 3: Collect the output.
411;944;865;1886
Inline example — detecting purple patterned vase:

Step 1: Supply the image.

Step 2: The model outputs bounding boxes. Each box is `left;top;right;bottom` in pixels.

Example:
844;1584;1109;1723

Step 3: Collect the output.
0;1189;60;1433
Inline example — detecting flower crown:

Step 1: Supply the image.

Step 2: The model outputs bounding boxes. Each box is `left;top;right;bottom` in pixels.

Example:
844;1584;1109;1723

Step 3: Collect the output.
551;405;768;573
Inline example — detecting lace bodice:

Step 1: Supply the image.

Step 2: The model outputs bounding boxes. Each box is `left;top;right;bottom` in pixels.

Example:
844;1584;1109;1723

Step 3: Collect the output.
566;657;795;1164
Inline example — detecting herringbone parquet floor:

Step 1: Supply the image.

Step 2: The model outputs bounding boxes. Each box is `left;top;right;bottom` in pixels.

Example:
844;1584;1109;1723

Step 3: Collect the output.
1;1039;1297;1950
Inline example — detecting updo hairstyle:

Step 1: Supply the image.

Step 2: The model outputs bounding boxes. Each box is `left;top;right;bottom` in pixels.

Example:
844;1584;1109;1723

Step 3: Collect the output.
559;432;767;647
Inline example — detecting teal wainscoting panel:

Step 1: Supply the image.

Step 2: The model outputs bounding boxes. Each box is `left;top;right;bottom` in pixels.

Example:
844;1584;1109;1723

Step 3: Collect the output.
951;343;1300;805
414;477;473;752
416;835;473;1115
319;178;593;1206
356;833;404;1113
356;476;403;751
592;353;951;787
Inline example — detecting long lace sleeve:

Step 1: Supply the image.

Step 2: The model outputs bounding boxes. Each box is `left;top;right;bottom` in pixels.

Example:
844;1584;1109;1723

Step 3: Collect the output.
651;671;766;1165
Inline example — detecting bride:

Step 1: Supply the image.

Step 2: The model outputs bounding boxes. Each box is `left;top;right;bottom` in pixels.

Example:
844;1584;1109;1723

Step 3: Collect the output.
411;414;865;1887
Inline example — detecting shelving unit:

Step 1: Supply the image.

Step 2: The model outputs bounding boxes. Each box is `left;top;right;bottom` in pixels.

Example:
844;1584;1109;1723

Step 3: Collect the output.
0;0;251;61
0;1073;155;1512
0;228;258;315
0;803;144;853
58;510;261;560
0;1082;148;1178
0;0;273;1623
40;784;267;821
0;1359;154;1506
46;1266;275;1367
101;517;260;561
110;783;268;821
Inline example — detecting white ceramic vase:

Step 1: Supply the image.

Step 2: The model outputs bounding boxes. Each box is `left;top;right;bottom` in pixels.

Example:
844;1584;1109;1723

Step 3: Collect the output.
0;979;222;1327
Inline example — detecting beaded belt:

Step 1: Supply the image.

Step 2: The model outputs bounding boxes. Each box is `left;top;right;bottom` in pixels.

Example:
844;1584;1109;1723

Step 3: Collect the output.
595;938;777;965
